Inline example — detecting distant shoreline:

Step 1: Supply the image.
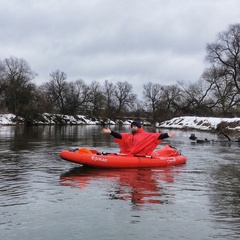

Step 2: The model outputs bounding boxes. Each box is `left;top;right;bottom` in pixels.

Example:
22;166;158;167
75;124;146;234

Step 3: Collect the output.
1;114;240;133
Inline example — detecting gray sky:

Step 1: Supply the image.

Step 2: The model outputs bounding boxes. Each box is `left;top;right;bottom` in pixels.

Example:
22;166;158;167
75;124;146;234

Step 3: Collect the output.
1;0;240;96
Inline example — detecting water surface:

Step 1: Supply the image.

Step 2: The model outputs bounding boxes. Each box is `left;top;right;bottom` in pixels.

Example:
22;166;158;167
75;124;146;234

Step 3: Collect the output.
0;125;240;240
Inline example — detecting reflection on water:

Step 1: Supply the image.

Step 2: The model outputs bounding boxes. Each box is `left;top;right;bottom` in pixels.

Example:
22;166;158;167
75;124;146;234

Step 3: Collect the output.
209;164;240;238
60;167;182;206
1;125;240;240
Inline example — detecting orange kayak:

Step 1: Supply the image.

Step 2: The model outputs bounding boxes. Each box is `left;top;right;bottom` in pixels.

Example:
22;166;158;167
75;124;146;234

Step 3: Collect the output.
60;145;187;168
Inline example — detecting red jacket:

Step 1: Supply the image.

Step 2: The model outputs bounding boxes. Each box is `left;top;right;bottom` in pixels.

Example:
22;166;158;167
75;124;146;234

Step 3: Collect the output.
114;128;162;155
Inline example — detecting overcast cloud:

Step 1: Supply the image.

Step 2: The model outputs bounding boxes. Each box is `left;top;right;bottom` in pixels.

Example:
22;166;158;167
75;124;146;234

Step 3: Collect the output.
1;0;240;96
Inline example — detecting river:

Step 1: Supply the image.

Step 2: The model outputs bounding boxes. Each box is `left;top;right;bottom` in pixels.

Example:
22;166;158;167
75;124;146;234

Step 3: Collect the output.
0;125;240;240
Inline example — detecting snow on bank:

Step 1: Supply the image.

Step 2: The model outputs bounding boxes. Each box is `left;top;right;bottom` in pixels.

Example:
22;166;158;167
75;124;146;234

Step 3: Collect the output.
1;114;240;132
0;113;97;125
0;113;117;126
0;114;24;125
157;116;240;131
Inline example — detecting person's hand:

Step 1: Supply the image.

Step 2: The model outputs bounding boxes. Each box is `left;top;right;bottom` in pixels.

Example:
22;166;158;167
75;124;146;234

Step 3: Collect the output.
168;132;174;138
102;128;111;134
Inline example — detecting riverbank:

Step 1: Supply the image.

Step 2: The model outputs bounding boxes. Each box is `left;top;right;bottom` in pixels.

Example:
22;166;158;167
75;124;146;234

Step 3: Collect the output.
1;113;240;132
157;116;240;132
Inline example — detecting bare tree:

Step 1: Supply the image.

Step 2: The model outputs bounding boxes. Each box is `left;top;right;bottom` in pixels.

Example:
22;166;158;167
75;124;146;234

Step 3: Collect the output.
42;69;69;114
202;66;240;116
204;24;240;116
160;84;182;118
0;57;37;118
102;80;117;118
176;79;215;116
113;81;137;118
142;82;163;123
0;61;5;110
206;24;240;91
88;81;105;116
66;79;90;115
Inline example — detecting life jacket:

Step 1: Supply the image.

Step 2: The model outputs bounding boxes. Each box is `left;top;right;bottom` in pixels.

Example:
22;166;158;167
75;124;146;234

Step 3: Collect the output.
114;127;162;156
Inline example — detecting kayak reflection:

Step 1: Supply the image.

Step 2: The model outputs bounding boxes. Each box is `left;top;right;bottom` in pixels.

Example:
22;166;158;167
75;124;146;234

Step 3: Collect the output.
60;167;184;205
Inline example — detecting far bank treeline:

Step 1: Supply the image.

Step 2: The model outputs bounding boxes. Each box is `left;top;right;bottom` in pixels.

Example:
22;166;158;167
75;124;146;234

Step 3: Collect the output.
1;24;240;125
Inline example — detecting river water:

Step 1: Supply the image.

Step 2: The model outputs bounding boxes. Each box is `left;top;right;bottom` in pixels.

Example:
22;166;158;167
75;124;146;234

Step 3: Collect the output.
0;125;240;240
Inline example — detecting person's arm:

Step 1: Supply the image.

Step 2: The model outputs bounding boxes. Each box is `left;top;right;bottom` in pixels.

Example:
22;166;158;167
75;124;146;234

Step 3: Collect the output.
102;128;122;139
158;132;174;140
110;130;122;139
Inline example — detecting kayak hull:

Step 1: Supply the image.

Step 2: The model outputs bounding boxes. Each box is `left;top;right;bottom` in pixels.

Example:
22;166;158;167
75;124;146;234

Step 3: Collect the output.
60;146;187;168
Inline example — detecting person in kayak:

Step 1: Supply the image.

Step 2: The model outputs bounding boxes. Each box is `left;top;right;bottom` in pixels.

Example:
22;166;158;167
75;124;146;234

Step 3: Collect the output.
102;121;174;156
